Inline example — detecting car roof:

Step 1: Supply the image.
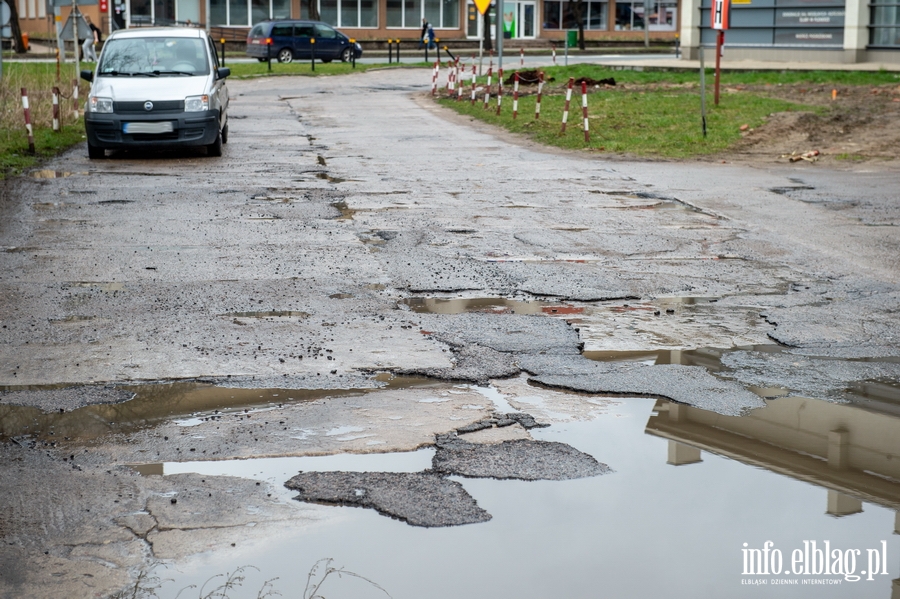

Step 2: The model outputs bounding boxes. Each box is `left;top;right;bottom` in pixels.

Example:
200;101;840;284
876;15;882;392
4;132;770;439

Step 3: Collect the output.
107;27;207;40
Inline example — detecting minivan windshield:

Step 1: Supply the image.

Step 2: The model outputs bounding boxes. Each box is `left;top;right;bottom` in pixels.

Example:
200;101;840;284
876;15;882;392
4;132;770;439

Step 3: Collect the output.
98;37;210;77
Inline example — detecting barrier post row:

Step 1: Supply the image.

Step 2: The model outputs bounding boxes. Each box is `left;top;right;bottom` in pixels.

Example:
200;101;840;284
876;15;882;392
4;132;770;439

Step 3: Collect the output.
512;72;519;119
483;65;492;109
582;80;590;143
72;79;79;119
560;77;574;133
21;88;35;154
470;63;477;105
495;68;503;115
535;71;544;120
52;87;60;132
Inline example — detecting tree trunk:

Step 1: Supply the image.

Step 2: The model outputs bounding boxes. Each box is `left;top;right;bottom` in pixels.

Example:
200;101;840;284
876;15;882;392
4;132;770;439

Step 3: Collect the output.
8;0;27;54
306;0;320;21
482;10;492;52
567;0;586;50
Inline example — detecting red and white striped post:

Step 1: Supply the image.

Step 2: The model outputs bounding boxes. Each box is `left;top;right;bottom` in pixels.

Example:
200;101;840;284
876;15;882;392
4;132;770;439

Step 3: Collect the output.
483;65;492;109
535;71;544;120
432;61;439;96
560;77;574;134
495;68;503;115
21;88;35;154
72;79;79;119
581;80;590;143
52;87;61;132
512;72;519;119
552;44;557;65
456;59;464;100
470;63;477;105
519;47;524;67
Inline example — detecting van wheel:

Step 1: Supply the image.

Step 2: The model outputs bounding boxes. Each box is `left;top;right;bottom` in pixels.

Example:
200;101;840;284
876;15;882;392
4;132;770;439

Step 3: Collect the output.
277;48;293;63
88;142;105;159
207;131;223;157
221;123;228;145
340;47;352;62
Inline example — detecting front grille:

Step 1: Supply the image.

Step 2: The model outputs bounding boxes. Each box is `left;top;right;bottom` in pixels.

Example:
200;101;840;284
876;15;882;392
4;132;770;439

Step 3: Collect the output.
130;132;179;141
115;100;184;114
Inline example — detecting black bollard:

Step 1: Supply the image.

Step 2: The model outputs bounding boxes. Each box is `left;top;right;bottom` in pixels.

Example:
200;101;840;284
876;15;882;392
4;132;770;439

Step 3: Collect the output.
220;38;226;67
311;38;316;71
267;40;272;72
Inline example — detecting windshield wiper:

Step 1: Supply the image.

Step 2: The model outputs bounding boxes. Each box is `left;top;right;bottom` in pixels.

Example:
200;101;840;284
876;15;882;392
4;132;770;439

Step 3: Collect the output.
151;70;197;76
130;72;160;77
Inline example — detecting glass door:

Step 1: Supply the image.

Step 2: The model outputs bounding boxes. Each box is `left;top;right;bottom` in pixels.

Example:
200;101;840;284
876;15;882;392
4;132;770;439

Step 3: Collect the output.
519;1;535;37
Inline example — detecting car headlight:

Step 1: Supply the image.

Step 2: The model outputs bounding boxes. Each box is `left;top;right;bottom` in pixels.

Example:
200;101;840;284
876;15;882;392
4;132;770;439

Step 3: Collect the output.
184;95;209;112
89;96;113;113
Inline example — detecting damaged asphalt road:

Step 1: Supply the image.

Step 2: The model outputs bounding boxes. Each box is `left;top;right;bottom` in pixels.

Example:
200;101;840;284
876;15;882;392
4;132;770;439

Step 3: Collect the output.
1;68;899;598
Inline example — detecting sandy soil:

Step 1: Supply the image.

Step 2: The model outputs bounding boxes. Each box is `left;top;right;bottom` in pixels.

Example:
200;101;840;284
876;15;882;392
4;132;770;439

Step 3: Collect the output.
714;82;900;167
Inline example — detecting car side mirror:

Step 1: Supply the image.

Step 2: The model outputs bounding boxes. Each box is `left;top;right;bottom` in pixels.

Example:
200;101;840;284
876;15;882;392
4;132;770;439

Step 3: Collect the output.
216;67;231;80
80;70;93;82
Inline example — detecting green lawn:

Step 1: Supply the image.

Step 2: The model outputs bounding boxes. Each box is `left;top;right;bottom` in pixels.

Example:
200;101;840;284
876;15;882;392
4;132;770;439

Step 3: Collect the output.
435;65;898;158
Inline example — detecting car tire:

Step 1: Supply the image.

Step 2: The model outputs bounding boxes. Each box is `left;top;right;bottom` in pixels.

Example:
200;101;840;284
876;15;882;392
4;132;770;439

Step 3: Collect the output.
340;47;352;62
277;48;293;63
257;57;267;62
88;142;105;159
321;58;332;63
207;130;223;157
221;123;228;145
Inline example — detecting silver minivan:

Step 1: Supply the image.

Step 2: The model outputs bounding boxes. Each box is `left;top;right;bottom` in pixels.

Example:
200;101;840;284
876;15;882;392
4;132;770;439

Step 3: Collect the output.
81;27;230;158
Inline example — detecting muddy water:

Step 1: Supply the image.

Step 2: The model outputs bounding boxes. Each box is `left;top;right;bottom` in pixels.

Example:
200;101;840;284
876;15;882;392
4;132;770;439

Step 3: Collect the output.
144;385;900;599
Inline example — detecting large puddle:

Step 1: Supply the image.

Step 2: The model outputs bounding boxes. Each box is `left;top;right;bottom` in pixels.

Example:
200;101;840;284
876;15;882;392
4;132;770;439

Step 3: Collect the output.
144;385;900;599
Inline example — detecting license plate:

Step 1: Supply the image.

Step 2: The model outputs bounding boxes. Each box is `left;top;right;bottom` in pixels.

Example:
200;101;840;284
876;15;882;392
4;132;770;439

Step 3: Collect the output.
123;121;174;134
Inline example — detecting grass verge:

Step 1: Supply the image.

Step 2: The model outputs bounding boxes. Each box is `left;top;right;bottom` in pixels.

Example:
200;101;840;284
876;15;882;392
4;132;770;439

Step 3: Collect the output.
436;65;899;159
1;62;89;179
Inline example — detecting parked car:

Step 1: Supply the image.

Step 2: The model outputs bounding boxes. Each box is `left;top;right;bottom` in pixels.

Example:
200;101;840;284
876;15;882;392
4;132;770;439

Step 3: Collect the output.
246;20;363;63
80;27;230;159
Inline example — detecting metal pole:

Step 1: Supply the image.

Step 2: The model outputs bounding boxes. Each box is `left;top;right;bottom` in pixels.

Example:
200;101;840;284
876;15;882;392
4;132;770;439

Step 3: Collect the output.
714;30;723;106
220;38;225;66
700;47;707;138
495;0;502;73
73;0;80;82
643;0;649;48
310;37;315;71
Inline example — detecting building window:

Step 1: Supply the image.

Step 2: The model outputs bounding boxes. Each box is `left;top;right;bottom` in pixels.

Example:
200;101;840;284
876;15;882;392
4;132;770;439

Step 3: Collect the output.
387;0;458;27
543;1;607;30
615;0;644;29
321;0;378;26
871;0;900;46
645;0;675;30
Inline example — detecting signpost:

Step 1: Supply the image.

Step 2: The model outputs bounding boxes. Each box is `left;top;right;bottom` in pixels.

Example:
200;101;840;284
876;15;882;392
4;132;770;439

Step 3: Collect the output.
473;0;490;75
711;0;729;106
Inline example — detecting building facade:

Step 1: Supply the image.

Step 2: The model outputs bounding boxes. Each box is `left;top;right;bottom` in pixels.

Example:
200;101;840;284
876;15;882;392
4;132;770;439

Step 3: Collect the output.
679;0;900;63
16;0;680;44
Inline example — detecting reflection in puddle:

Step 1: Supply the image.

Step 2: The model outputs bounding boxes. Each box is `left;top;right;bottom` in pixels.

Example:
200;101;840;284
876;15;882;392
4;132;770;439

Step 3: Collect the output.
0;376;444;441
402;295;767;351
31;170;86;179
148;392;900;599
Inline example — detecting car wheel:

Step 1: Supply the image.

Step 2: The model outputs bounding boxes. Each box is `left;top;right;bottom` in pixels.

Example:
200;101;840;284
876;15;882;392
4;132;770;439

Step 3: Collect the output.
340;47;352;62
87;142;105;159
221;123;228;145
321;58;332;63
207;130;223;157
277;48;293;63
257;57;267;62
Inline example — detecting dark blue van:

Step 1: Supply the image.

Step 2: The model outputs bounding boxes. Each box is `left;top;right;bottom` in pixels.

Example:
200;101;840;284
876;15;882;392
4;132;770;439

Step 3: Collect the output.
246;20;363;63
